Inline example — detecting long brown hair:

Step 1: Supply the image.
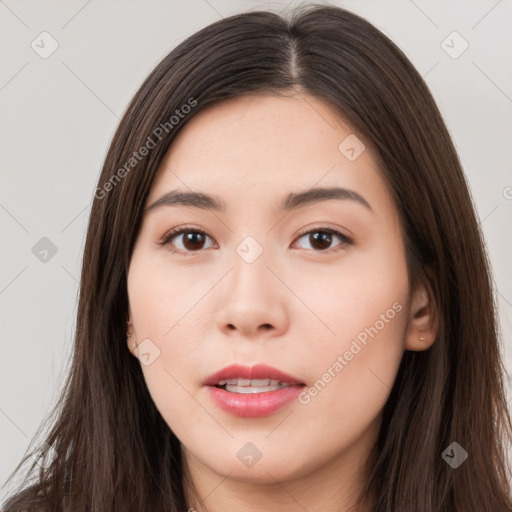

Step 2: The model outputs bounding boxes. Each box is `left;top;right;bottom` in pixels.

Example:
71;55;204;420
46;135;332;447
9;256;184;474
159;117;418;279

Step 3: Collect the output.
3;3;511;511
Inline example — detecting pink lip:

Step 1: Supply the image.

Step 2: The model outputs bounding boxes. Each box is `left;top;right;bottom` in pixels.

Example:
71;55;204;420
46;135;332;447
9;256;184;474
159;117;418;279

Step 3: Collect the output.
202;363;305;386
203;364;306;418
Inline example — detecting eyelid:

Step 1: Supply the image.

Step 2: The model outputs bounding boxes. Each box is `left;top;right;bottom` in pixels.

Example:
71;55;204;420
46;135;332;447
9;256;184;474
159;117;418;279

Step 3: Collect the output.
294;223;353;242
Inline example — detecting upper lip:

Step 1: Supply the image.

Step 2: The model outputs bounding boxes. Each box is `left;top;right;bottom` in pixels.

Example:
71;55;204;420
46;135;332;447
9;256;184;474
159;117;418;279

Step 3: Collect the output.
203;364;305;386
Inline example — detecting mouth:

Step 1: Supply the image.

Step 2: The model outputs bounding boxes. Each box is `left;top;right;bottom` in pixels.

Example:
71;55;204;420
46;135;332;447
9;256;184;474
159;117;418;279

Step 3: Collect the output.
203;363;306;390
203;363;306;417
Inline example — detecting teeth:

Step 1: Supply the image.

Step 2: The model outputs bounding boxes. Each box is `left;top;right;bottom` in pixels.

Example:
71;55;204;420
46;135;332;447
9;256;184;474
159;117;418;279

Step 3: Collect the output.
224;383;290;394
251;378;271;386
216;378;292;393
218;378;286;386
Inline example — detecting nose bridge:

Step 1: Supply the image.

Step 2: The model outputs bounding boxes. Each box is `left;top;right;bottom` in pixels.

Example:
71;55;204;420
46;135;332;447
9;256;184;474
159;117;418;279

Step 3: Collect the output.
229;234;272;300
216;233;288;337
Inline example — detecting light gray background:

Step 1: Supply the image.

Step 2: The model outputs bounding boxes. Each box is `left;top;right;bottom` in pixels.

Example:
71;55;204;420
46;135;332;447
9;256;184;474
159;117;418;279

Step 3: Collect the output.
1;0;511;502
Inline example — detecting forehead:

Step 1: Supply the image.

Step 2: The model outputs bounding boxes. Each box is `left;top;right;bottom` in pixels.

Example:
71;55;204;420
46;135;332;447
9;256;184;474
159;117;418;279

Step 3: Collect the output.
165;92;358;165
146;93;390;215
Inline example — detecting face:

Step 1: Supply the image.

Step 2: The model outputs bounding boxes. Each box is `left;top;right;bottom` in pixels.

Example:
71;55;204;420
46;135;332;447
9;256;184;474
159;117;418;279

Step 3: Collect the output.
127;92;417;490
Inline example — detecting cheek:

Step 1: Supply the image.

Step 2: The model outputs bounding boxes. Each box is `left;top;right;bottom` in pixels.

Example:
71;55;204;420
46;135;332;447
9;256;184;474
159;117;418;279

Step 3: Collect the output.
293;244;409;441
288;228;409;350
127;243;208;339
288;294;407;472
127;247;215;427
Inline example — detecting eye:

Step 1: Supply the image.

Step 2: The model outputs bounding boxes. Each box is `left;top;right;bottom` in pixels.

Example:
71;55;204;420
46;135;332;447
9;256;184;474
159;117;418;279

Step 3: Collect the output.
158;226;216;254
293;227;353;253
158;225;353;255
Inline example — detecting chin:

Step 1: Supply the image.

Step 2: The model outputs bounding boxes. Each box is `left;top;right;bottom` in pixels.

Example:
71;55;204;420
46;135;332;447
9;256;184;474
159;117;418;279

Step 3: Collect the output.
200;448;312;483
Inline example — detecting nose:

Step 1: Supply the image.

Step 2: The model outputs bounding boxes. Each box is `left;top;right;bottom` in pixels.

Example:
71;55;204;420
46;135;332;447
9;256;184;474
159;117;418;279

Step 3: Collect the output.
216;251;289;340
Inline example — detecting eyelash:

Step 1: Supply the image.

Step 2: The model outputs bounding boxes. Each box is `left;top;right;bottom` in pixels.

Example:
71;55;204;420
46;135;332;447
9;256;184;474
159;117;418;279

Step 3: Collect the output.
158;225;353;255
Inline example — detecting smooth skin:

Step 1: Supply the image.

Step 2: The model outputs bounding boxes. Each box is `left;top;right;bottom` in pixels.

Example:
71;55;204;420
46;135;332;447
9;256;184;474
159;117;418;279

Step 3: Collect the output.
126;92;437;512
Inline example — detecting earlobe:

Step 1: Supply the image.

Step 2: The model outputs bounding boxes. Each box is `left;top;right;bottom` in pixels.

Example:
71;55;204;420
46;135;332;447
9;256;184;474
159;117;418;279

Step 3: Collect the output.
404;277;438;351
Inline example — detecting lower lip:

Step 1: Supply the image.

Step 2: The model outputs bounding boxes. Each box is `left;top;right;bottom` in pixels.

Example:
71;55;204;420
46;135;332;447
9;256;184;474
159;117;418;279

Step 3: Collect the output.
206;384;305;417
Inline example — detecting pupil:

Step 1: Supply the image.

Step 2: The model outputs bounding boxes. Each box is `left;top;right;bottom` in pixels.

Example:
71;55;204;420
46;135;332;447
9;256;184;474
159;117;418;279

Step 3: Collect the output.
311;231;331;250
184;232;204;250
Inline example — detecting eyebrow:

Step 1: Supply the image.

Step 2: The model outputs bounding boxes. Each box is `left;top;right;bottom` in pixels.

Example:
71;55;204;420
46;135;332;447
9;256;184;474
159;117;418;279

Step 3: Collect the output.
145;186;373;214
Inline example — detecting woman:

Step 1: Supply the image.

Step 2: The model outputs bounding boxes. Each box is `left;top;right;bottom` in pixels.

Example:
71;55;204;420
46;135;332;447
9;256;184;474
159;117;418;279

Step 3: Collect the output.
3;3;511;511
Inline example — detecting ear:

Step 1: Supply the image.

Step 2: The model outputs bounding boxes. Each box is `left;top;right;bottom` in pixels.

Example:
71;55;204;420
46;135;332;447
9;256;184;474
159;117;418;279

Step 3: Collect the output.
404;274;438;351
126;310;135;353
